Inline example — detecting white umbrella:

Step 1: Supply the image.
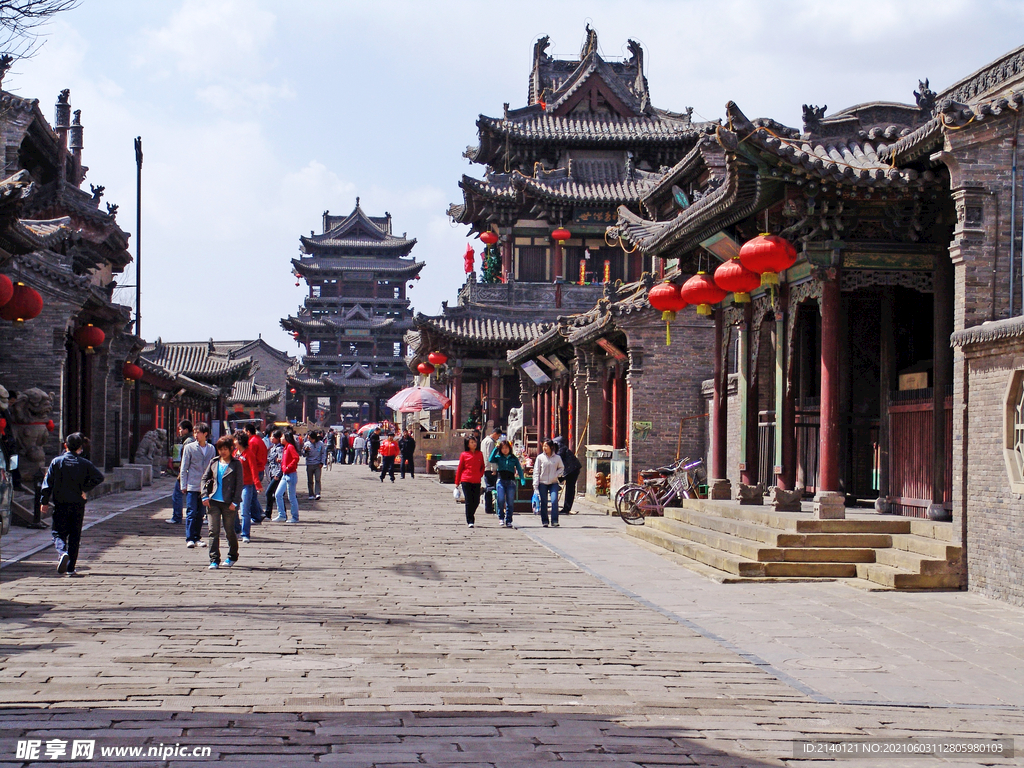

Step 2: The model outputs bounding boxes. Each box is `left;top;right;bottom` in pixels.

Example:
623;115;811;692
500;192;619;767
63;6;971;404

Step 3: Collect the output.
386;386;452;413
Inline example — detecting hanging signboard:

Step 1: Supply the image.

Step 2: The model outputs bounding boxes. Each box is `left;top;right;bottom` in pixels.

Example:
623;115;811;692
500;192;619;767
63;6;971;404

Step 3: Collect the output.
521;359;552;385
536;354;568;375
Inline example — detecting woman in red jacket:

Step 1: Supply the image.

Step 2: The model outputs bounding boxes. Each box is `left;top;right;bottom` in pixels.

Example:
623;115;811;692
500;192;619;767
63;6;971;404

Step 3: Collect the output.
455;435;485;527
274;431;301;523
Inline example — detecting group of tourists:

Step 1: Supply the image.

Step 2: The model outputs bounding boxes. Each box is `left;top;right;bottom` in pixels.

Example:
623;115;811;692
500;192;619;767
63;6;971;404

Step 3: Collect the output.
454;427;582;529
167;420;334;569
321;426;416;478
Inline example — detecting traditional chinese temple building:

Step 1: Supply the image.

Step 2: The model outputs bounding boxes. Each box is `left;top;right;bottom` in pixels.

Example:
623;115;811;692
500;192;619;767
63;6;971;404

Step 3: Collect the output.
0;80;140;484
607;43;1024;600
417;27;718;434
282;201;422;424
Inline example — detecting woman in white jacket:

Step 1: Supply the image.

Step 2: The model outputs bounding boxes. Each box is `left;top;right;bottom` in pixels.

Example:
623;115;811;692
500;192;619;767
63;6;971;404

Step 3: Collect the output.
533;439;565;527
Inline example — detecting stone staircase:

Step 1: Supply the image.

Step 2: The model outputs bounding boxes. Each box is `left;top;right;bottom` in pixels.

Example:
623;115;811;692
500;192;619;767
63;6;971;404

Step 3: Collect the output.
626;499;961;589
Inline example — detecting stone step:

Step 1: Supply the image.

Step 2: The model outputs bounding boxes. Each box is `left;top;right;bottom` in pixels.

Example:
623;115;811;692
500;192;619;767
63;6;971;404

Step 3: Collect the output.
910;518;958;542
856;562;961;590
875;546;959;575
682;498;913;534
628;524;862;578
648;516;875;563
626;525;766;577
890;533;963;560
665;506;892;548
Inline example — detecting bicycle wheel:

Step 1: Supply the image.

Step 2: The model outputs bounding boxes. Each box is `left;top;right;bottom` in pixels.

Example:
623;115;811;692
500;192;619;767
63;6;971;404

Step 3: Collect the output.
621;486;657;525
614;483;645;516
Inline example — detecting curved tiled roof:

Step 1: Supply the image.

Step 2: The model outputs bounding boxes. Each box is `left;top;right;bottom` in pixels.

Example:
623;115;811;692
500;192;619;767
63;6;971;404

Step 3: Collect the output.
292;256;424;276
228;379;281;407
301;202;416;255
141;341;255;383
414;311;550;347
475;112;707;146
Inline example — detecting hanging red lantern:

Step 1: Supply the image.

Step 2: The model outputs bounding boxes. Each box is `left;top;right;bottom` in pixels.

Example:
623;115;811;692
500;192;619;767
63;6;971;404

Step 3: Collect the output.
73;323;105;353
0;282;43;324
289;387;297;395
122;361;144;382
679;272;727;316
714;257;761;303
463;244;475;274
738;234;798;287
551;227;571;242
417;362;435;375
292;331;300;339
647;280;688;345
479;231;498;246
295;281;300;287
0;274;12;307
427;351;448;366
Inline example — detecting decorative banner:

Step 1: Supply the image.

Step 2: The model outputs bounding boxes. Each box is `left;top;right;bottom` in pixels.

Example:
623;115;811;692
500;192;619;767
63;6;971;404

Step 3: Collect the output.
603;259;611;283
579;259;586;286
520;360;551;385
597;338;627;362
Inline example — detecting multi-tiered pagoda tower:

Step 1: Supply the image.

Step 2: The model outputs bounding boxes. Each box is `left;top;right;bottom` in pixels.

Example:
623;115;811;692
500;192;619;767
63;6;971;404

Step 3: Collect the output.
282;200;424;424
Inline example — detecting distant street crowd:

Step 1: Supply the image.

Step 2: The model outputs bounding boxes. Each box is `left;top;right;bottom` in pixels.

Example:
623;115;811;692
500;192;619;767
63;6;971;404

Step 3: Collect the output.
38;418;581;576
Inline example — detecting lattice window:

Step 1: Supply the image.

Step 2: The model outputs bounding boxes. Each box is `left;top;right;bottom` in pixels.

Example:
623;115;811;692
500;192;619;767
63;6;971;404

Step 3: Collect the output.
1002;370;1024;492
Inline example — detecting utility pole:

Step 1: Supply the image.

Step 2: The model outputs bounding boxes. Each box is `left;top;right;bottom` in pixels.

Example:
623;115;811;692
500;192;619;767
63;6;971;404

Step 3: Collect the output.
131;137;142;461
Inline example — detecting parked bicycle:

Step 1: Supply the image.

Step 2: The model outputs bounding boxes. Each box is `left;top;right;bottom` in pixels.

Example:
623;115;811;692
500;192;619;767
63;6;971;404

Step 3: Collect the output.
615;457;707;525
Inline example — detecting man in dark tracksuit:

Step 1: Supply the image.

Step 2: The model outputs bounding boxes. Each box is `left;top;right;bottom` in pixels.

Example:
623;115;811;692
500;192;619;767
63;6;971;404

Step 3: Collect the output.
39;432;105;576
398;429;416;479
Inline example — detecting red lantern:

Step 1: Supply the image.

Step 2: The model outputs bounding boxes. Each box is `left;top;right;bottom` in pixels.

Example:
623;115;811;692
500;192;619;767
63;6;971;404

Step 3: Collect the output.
427;351;448;366
463;244;475;274
679;272;727;316
0;283;42;324
289;388;297;394
738;234;798;287
414;274;421;280
647;280;688;345
292;331;300;339
295;281;300;287
0;274;12;307
122;361;144;382
551;227;571;242
714;257;761;303
479;231;498;246
417;362;435;375
73;323;105;353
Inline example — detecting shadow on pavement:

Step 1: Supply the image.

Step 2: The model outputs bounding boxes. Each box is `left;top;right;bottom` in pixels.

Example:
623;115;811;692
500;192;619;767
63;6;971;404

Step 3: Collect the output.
0;708;787;766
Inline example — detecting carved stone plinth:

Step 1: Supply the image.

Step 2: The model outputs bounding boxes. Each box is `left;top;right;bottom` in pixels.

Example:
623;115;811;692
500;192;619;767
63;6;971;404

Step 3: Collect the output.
709;478;731;500
736;482;764;506
813;490;846;519
771;487;802;512
927;502;952;522
874;497;891;514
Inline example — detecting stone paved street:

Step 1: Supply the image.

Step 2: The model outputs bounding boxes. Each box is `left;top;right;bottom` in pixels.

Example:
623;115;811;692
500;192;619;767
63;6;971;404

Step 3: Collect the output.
1;466;1024;766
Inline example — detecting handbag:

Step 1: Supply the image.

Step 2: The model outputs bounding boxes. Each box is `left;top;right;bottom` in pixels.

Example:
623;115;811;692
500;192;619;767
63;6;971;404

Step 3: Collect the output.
454;485;465;503
531;490;541;514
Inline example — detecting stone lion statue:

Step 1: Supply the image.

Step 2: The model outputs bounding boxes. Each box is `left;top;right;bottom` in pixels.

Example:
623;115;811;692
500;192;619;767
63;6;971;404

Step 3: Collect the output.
507;406;524;443
135;428;167;468
9;387;54;482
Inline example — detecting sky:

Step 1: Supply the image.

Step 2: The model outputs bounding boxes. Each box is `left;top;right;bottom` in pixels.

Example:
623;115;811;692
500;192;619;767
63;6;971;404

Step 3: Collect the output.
5;0;1024;355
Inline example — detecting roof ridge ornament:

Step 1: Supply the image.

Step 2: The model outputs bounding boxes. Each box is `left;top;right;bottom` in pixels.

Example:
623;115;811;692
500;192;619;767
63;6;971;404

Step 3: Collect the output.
915;78;937;115
802;104;826;135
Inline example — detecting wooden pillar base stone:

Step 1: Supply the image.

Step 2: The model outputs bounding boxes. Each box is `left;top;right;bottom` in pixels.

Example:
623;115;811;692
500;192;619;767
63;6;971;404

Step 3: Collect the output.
709;478;732;500
813;490;846;519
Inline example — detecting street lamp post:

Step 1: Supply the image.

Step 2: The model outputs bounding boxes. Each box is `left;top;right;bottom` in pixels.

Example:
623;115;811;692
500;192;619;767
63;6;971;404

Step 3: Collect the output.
131;137;142;461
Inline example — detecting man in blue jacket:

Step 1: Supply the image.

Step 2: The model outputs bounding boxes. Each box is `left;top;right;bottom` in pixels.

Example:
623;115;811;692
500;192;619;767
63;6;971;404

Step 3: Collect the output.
40;432;105;576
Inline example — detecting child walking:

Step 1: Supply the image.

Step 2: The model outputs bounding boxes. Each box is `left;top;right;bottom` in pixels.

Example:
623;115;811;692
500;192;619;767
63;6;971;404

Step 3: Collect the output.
201;436;243;569
39;432;104;576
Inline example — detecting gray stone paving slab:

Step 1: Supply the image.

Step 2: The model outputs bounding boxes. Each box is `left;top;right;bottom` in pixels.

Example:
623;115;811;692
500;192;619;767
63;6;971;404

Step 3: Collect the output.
0;468;1023;765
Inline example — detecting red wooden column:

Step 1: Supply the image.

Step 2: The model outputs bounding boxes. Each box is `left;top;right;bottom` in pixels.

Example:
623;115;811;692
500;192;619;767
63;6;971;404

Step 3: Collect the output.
553;237;564;281
501;235;512;282
539;387;548;442
710;306;731;499
559;379;569;438
451;369;462;429
815;268;845;518
611;372;622;449
488;368;501;428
